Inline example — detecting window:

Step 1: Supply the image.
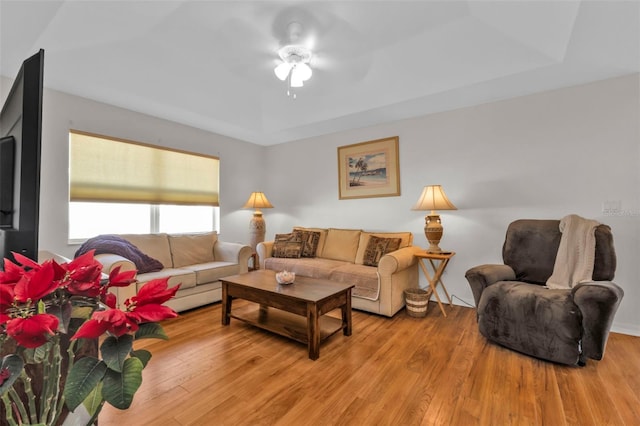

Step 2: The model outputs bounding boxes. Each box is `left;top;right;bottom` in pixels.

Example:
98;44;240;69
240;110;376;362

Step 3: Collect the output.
69;131;219;241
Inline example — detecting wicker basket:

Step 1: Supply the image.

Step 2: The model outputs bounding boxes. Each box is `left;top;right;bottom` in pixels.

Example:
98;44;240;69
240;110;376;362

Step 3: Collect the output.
404;288;431;318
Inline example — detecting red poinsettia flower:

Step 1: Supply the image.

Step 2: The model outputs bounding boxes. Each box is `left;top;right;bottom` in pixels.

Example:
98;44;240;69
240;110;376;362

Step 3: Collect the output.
60;251;104;297
107;266;137;288
11;252;43;271
102;292;117;310
0;284;14;312
13;261;59;303
3;313;59;348
72;309;139;339
0;258;28;285
98;266;136;309
125;278;180;323
72;278;179;340
127;278;179;308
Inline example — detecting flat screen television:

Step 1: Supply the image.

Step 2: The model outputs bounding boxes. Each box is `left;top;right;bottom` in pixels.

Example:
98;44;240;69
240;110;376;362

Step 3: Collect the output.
0;49;44;267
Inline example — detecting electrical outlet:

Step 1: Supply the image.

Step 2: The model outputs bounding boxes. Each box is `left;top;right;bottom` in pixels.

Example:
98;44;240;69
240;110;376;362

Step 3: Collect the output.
602;200;621;215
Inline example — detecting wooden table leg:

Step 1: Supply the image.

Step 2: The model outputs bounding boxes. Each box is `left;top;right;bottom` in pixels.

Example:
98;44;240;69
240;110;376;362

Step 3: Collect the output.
307;302;320;360
419;258;448;317
342;288;352;336
221;282;231;325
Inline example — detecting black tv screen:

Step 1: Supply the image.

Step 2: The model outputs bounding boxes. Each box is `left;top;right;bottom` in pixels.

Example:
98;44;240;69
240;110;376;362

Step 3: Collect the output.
0;49;44;266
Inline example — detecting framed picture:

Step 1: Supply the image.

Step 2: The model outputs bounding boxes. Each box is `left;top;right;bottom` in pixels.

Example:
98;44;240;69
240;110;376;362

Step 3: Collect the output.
337;136;400;199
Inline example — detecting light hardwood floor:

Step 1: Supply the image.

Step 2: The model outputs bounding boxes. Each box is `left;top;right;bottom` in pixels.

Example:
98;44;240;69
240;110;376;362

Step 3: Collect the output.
100;300;640;425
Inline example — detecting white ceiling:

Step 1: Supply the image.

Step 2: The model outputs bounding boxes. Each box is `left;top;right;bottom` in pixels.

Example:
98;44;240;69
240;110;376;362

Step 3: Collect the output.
1;1;639;146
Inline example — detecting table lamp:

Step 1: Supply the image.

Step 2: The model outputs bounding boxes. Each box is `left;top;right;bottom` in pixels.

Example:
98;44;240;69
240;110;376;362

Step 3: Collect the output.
412;185;457;253
243;191;274;251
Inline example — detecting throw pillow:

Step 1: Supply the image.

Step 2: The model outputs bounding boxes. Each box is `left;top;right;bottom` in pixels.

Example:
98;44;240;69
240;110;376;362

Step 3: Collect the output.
363;236;402;267
168;232;216;268
272;233;303;258
293;230;321;258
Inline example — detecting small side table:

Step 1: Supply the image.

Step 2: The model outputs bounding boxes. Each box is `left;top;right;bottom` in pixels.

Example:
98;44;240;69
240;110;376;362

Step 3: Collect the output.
414;251;456;317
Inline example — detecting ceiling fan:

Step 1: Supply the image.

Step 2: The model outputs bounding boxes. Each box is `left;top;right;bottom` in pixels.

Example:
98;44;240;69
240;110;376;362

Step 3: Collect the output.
273;22;313;98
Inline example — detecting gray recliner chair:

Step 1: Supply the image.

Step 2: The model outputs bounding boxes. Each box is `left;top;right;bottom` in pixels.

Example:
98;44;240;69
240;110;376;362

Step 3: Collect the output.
465;219;624;365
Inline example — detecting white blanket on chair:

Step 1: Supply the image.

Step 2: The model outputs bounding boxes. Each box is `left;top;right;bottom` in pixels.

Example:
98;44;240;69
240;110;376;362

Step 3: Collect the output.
546;214;600;289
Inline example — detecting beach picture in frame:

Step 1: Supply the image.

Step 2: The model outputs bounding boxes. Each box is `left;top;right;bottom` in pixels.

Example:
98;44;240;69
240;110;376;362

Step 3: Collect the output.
337;136;400;199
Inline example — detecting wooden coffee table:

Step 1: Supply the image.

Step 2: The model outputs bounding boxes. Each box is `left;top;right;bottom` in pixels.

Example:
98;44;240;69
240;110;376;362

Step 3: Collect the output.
221;270;354;360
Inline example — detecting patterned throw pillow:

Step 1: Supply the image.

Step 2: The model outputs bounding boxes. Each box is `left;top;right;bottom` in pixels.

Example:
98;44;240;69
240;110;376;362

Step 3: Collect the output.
363;236;402;267
272;233;303;258
293;230;321;258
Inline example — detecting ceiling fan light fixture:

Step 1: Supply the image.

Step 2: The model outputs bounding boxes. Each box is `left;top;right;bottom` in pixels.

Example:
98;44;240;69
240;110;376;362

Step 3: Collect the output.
274;62;293;81
290;72;304;88
274;29;314;98
294;62;312;81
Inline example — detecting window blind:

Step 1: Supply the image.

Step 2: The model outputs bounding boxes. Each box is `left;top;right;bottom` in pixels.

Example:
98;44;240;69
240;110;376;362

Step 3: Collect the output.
70;130;219;206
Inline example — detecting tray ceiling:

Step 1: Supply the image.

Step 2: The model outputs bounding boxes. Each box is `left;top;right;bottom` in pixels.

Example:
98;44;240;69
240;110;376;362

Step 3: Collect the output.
1;1;638;145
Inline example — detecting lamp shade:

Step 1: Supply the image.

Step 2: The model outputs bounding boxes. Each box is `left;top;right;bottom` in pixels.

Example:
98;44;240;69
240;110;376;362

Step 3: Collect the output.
412;185;457;212
243;192;274;210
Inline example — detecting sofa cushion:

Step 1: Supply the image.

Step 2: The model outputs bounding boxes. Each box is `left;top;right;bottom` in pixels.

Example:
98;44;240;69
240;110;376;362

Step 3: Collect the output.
477;281;582;365
362;236;402;267
293;227;328;257
293;230;321;258
264;257;346;280
181;261;239;284
121;233;173;268
355;231;413;264
273;233;303;258
329;263;379;301
321;228;362;263
169;232;217;268
135;267;196;291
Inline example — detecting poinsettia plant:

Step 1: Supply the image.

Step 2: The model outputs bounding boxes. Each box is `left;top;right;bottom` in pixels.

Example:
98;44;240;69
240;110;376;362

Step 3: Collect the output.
0;250;180;426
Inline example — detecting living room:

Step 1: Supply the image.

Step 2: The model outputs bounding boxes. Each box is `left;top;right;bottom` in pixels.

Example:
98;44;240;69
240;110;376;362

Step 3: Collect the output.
1;1;639;424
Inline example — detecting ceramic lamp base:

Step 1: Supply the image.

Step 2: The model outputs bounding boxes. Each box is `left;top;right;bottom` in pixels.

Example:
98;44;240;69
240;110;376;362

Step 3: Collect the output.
424;214;443;253
248;211;266;251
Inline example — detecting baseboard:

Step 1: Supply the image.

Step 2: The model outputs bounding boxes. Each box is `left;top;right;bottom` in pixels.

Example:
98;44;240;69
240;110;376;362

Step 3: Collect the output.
611;322;640;337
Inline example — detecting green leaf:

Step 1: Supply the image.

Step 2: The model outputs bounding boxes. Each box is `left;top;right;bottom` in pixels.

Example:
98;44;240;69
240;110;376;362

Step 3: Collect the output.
101;334;133;373
103;357;143;410
135;322;168;340
131;349;152;368
0;354;24;394
64;357;108;411
82;381;104;417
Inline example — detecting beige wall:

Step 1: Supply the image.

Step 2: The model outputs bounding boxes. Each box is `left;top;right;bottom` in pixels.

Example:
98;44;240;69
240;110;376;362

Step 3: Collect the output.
2;73;638;335
263;74;640;335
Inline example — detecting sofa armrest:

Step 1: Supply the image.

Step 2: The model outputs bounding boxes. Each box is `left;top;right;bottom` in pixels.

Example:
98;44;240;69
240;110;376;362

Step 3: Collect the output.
377;246;422;276
465;264;516;307
572;280;624;360
256;241;274;269
94;253;137;274
214;241;252;273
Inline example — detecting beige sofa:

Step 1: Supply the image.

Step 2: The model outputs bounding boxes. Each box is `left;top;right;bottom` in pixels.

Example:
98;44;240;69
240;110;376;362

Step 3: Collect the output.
257;227;422;317
94;232;252;312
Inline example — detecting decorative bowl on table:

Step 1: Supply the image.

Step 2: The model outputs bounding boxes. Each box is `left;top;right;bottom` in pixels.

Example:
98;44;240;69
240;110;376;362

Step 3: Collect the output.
275;270;295;285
